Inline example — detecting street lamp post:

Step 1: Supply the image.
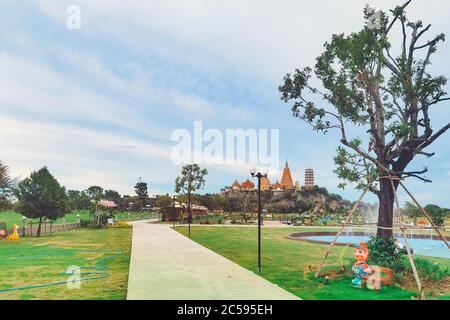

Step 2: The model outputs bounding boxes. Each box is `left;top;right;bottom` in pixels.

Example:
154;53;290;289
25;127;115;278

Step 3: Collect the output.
250;168;268;274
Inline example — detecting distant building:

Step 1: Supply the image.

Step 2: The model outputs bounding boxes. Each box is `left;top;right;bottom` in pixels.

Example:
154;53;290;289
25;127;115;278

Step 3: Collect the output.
260;176;271;191
304;168;315;189
161;201;209;222
240;179;255;191
231;180;241;191
280;161;294;190
224;161;314;194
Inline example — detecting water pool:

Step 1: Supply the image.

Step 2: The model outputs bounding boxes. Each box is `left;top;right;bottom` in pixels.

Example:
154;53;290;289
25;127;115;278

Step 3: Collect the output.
301;235;449;259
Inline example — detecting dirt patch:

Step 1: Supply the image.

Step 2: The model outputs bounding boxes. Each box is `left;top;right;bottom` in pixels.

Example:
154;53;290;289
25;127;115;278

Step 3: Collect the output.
398;274;450;297
305;264;347;279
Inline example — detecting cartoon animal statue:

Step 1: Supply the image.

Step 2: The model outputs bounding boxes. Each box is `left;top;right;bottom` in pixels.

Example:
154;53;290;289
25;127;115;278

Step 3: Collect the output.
352;243;372;288
7;224;20;241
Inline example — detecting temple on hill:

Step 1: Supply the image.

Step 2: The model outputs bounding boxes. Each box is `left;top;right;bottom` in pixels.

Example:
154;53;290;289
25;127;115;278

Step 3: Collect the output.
280;161;294;190
224;162;314;194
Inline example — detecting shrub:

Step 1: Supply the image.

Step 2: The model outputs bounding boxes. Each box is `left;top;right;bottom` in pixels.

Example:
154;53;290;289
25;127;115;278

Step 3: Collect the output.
79;219;89;228
408;257;450;282
366;237;404;272
424;204;446;226
110;220;132;228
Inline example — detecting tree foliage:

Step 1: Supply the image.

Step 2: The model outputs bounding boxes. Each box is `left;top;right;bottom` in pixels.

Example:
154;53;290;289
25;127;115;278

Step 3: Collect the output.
67;189;90;211
175;164;208;196
175;164;208;223
134;179;148;200
14;167;69;236
424;204;446;226
104;189;121;203
279;1;449;238
0;161;14;211
85;186;104;200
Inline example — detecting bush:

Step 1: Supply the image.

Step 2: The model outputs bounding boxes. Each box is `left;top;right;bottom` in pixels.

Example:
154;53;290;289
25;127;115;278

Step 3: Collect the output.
424;204;446;226
409;257;449;282
79;219;89;228
110;220;132;228
366;237;404;272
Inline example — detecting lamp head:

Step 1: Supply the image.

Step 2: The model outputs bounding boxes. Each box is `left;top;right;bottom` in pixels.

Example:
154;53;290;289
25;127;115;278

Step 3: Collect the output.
261;168;269;177
250;167;257;177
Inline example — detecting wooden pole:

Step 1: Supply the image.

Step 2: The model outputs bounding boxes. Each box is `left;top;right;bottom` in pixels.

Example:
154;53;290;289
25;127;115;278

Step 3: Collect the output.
315;187;369;278
390;179;423;300
399;181;449;249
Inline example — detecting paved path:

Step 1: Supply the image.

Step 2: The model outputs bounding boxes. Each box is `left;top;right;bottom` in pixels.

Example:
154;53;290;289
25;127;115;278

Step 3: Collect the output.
126;220;299;300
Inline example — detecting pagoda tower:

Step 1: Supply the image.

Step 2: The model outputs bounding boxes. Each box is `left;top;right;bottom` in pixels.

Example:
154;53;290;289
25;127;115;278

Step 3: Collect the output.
304;168;315;189
280;161;294;190
295;180;301;192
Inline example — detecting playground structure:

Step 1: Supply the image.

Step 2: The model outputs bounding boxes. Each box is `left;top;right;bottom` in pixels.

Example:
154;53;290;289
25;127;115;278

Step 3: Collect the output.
6;224;20;241
314;177;449;300
0;222;20;241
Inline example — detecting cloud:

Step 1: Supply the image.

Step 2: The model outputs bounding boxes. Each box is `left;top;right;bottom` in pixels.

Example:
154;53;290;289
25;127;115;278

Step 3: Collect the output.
0;0;448;204
36;0;450;79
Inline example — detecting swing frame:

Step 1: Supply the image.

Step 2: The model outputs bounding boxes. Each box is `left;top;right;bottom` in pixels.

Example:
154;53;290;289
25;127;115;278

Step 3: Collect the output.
314;177;449;300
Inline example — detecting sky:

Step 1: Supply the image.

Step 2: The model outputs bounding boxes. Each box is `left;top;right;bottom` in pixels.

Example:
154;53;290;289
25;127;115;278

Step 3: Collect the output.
0;0;449;206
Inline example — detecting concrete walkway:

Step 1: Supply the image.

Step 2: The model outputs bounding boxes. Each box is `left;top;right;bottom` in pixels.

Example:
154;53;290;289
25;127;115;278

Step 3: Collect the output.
126;220;299;300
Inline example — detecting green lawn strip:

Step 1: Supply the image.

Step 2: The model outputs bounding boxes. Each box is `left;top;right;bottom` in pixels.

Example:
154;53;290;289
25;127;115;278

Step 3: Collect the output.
174;226;449;300
0;227;132;300
0;210;156;227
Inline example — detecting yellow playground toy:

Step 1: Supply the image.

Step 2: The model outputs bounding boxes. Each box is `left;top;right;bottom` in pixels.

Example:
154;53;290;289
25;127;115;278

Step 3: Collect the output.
7;224;20;241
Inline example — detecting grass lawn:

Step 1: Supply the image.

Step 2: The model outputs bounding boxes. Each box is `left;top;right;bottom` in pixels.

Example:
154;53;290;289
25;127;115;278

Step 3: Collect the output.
0;210;156;228
0;227;132;300
175;226;450;300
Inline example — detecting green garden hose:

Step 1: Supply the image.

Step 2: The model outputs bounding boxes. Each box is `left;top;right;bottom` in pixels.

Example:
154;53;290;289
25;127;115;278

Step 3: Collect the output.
0;251;122;293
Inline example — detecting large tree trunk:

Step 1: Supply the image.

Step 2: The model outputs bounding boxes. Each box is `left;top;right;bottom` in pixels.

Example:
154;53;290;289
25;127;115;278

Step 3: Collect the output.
376;179;395;239
36;217;43;237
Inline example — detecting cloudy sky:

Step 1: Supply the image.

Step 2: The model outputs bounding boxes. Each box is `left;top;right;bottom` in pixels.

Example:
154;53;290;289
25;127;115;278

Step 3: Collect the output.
0;0;449;206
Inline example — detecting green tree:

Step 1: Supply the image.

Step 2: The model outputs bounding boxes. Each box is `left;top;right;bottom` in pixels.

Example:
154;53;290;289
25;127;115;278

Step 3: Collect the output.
175;164;208;236
279;1;449;239
403;201;422;224
14;167;69;237
67;190;81;211
134;178;149;209
424;204;446;226
295;199;312;214
156;194;173;209
104;189;121;204
0;161;14;211
223;193;244;213
85;186;104;200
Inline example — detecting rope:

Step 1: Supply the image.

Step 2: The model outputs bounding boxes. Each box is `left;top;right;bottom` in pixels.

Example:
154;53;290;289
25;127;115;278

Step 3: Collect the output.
312;171;448;299
314;186;370;278
390;179;424;300
378;176;403;181
399;181;450;249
